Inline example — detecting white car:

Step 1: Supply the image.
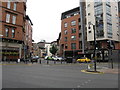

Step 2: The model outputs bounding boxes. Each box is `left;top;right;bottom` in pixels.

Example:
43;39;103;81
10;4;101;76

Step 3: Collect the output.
52;56;63;61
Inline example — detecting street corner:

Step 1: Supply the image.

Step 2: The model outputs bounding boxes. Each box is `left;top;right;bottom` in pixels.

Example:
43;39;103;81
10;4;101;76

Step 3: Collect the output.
81;69;104;74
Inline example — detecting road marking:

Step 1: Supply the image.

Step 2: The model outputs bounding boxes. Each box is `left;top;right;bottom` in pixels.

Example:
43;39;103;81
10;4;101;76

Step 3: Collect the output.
76;79;92;88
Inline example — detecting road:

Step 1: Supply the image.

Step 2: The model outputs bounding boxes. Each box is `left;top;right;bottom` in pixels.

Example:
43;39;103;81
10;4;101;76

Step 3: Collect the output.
1;61;118;89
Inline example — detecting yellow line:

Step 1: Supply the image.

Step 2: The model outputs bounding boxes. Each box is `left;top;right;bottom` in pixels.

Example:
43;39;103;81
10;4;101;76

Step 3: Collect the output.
81;70;104;74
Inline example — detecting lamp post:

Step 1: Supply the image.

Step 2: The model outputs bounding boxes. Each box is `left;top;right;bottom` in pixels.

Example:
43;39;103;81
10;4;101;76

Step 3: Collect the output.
88;22;97;72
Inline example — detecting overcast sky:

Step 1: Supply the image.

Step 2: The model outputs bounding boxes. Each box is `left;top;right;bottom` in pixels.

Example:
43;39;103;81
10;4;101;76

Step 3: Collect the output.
26;0;79;43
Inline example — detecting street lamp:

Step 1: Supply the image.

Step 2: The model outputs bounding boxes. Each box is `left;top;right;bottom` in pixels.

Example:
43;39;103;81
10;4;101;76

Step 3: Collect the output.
88;22;97;72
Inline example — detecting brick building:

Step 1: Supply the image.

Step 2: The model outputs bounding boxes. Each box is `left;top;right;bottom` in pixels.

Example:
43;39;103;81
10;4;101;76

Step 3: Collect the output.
24;15;33;59
60;7;88;58
0;1;27;61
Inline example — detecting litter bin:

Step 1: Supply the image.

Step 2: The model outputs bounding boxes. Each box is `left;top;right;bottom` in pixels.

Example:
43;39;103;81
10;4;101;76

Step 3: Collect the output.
66;57;73;63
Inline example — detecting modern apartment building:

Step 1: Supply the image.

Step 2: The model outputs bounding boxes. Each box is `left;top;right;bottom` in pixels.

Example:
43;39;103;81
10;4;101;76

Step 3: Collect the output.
86;0;120;49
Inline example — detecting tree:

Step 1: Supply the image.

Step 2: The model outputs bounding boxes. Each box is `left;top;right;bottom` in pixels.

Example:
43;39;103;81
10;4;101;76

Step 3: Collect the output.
50;45;58;56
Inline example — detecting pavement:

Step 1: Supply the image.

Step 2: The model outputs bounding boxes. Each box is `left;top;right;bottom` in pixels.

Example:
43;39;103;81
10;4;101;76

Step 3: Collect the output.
98;68;119;74
84;62;119;74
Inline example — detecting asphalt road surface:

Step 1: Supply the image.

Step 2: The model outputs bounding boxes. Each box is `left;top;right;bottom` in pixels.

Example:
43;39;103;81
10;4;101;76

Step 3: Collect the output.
1;62;118;88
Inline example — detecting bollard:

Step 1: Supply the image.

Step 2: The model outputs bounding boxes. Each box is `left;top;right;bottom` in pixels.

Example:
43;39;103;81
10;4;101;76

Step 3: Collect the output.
54;60;56;64
39;59;41;64
47;60;49;64
61;60;62;64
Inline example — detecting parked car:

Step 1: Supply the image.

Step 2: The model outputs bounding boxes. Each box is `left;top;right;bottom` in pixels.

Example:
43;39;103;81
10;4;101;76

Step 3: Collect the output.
52;56;64;61
77;57;91;63
31;56;39;62
44;56;54;60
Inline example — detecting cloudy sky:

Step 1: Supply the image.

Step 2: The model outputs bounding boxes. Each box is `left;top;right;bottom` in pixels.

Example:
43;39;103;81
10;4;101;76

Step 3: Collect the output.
26;0;79;43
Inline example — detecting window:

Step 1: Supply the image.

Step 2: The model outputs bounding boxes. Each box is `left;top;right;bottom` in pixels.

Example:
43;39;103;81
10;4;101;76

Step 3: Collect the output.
94;0;102;6
12;16;16;24
65;44;68;49
106;0;110;5
94;5;103;15
71;35;76;40
106;5;111;14
5;28;9;37
7;2;11;9
12;28;15;38
78;18;81;22
71;20;76;26
64;37;67;42
64;30;67;34
106;14;112;23
71;28;76;33
13;3;17;11
87;4;90;7
71;43;76;49
107;24;112;33
64;22;67;27
6;14;10;23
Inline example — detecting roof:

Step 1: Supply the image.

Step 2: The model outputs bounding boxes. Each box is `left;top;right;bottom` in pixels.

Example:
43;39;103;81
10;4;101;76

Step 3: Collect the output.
61;7;79;20
25;15;33;25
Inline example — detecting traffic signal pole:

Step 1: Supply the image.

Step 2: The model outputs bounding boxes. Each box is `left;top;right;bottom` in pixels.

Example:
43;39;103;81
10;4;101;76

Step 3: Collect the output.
93;25;97;72
107;40;114;69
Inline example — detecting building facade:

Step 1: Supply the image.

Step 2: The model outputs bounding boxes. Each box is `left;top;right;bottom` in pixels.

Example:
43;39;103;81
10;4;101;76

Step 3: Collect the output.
32;43;40;57
24;15;33;59
0;1;27;61
60;1;120;61
60;7;83;58
118;1;120;42
45;43;52;57
86;0;120;49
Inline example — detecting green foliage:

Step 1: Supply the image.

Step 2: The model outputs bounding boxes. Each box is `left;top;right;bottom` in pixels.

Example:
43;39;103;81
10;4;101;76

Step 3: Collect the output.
50;45;58;56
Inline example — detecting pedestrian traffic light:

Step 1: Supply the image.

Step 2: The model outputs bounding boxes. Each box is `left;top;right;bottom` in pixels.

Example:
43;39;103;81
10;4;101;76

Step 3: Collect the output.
107;40;114;49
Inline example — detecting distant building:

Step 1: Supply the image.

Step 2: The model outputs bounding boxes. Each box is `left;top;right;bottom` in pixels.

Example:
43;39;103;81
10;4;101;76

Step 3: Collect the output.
45;43;52;57
0;2;27;61
32;43;40;57
37;41;46;58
